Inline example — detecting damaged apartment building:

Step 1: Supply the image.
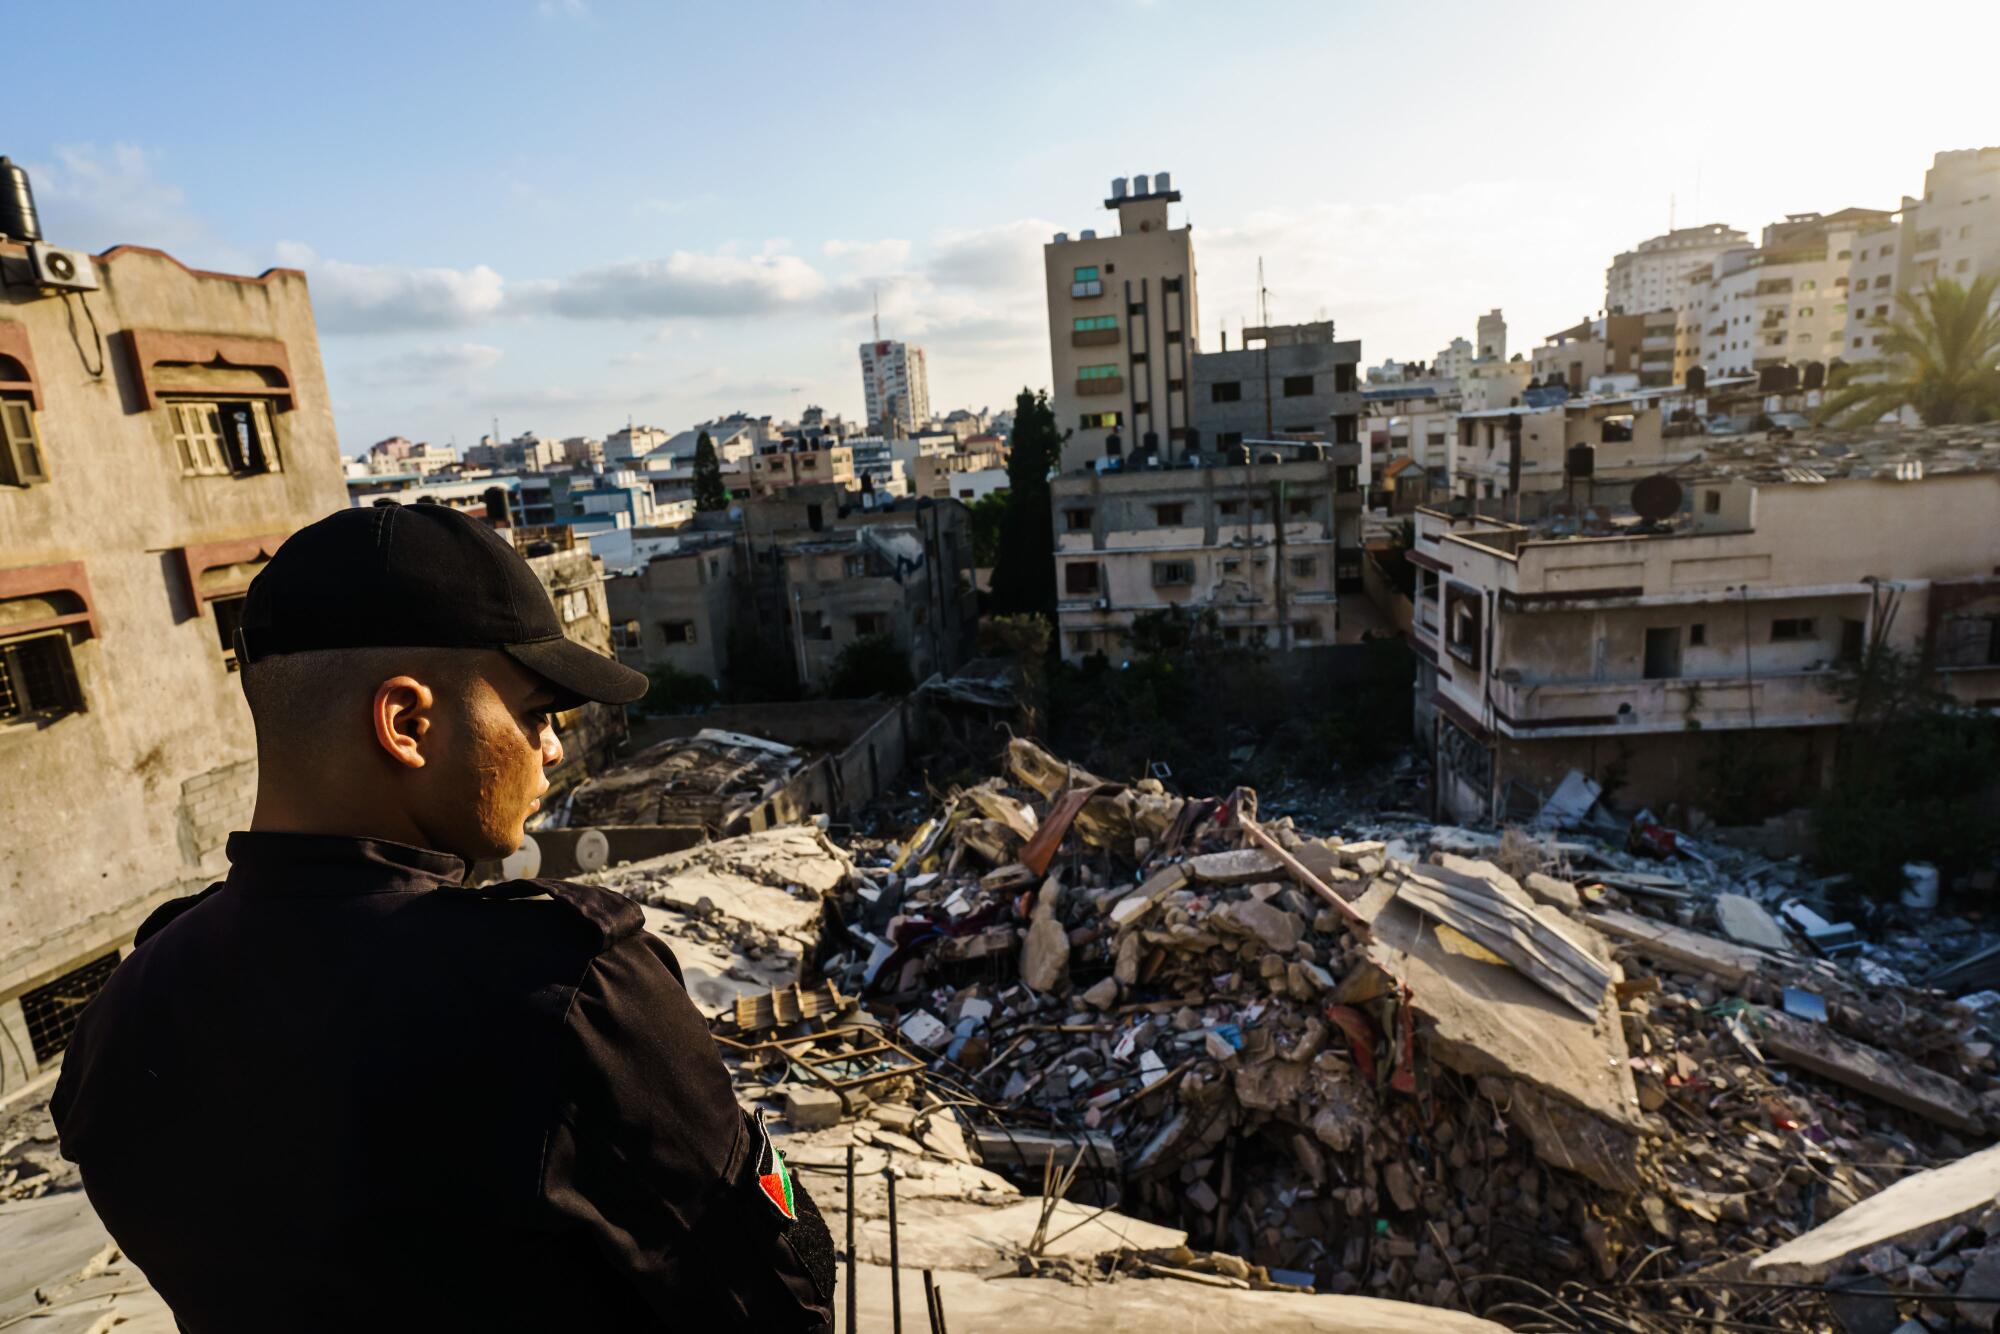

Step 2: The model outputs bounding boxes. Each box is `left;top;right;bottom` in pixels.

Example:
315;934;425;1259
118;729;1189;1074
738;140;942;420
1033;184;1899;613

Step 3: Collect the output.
1042;175;1367;662
607;483;977;694
1410;435;2000;824
0;204;347;1090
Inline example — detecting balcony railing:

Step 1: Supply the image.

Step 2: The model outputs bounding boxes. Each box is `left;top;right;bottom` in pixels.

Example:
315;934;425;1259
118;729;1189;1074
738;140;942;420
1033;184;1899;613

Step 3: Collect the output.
1076;376;1124;396
1071;327;1121;347
1489;668;1845;735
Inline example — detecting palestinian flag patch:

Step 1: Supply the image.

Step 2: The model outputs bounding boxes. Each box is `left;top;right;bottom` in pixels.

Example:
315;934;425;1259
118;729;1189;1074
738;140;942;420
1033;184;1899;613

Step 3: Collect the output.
757;1145;797;1222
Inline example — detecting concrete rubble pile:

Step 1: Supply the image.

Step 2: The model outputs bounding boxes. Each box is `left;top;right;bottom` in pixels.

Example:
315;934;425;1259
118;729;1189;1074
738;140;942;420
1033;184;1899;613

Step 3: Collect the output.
657;738;2000;1328
567;727;805;833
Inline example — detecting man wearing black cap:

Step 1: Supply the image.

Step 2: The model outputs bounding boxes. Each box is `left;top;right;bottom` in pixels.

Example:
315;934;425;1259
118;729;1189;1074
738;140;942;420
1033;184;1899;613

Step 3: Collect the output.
52;503;836;1331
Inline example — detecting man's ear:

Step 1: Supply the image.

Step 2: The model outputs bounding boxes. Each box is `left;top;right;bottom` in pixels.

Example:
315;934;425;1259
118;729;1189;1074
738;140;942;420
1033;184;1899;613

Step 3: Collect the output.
372;675;435;770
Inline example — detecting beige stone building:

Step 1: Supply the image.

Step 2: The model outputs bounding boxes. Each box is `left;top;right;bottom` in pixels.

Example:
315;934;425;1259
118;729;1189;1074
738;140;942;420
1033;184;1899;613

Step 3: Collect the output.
1051;450;1364;662
0;241;347;1089
1530;314;1645;392
1842;147;2000;366
1410;462;2000;824
605;534;738;685
750;441;856;495
1044;174;1200;473
1451;391;1703;516
910;439;1006;501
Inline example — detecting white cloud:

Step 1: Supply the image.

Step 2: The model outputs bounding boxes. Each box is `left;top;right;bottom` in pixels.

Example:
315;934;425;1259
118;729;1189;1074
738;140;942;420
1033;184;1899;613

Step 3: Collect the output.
821;237;912;275
520;249;835;320
26;143;249;270
927;218;1059;291
275;242;506;335
350;342;504;387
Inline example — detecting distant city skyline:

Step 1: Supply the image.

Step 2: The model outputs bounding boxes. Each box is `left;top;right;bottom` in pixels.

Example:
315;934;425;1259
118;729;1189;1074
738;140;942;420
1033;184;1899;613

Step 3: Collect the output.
8;0;1994;453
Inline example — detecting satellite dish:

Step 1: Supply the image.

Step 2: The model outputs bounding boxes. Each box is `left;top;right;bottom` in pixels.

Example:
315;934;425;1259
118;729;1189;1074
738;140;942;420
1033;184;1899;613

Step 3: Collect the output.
573;828;610;873
500;834;542;881
1630;474;1684;521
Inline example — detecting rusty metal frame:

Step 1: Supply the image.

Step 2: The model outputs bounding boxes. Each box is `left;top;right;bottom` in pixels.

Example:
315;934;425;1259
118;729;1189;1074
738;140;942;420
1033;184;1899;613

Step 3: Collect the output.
715;1024;926;1113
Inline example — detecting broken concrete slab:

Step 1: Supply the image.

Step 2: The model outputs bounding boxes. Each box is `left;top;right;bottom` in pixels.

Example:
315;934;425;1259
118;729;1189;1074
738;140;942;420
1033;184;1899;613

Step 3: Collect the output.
1400;865;1612;1018
591;825;849;939
970;1126;1119;1175
1020;877;1070;993
1188;848;1285;885
1522;872;1582;913
1588;908;1765;986
1715;894;1790;952
1749;1142;2000;1283
847;1262;1512;1331
1365;895;1645;1186
1756;1008;1985;1133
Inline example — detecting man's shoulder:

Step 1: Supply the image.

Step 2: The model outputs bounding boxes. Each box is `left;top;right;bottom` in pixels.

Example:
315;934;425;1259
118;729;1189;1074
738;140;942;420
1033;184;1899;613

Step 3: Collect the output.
134;884;224;946
469;877;648;958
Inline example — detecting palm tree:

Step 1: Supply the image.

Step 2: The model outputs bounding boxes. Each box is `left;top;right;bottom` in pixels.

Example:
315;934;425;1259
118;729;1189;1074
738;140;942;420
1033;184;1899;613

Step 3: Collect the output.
1818;274;2000;427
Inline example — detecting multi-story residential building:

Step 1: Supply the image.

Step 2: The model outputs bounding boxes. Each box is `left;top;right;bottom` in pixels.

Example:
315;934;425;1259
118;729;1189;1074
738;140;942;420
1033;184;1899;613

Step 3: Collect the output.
1451;390;1702;515
464;431;567;472
911;438;1008;502
1605;223;1751;318
1531;314;1645;392
1433;336;1475;383
605;533;738;686
1475;309;1508;363
859;339;931;438
561;435;605;470
606;424;671;464
1364;381;1460;488
360;435;458;476
737;486;977;691
1409;456;2000;824
1044;173;1200;473
1462;357;1533;411
1050;446;1365;662
1697;210;1888;378
0;231;347;1089
750;441;857;495
1189;321;1362;452
1843;147;2000;365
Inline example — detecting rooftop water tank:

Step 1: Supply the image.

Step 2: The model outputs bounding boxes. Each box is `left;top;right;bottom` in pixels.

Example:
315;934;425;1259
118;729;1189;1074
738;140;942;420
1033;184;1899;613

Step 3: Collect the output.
1079;229;1096;240
1132;174;1150;196
1154;171;1171;193
1111;177;1128;200
0;157;40;243
1054;232;1069;244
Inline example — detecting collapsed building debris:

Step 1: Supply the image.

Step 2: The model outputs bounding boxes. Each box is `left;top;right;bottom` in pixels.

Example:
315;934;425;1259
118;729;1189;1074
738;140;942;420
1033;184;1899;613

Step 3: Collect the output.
642;737;2000;1328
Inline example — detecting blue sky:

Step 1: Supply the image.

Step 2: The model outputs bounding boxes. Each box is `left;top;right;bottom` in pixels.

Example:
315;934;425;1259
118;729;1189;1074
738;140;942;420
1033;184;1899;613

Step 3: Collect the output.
10;0;1997;455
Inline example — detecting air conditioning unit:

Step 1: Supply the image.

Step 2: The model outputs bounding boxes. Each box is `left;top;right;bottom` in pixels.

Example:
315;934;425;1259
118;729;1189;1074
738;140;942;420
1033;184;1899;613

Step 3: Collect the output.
28;242;98;292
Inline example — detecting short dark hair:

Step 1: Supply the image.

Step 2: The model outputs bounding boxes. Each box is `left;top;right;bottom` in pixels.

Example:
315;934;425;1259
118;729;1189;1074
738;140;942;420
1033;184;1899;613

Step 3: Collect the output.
241;647;481;753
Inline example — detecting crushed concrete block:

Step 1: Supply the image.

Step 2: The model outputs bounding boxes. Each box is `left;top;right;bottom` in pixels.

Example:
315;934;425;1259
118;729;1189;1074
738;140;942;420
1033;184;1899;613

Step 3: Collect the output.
783;1086;844;1130
1522;872;1582;913
1751;1142;2000;1283
1715;893;1790;951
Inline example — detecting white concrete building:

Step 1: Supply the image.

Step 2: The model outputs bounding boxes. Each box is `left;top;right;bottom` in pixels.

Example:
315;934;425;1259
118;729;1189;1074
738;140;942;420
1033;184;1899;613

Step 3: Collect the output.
1842;147;2000;366
1697;210;1887;378
859;339;931;438
1605;224;1751;318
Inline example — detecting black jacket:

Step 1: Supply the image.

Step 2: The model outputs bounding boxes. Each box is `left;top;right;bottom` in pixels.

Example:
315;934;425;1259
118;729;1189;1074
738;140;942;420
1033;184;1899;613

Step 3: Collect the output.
52;832;834;1332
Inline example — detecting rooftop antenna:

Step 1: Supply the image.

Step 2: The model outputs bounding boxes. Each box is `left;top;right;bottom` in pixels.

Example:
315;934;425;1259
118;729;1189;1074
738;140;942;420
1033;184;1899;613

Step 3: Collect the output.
872;289;881;342
1257;257;1270;328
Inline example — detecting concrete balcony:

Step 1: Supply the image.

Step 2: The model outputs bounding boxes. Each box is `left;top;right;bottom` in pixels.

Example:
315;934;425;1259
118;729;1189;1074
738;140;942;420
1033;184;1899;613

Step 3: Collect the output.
1076;376;1124;397
1071;328;1121;348
1938;662;2000;712
1488;667;1847;737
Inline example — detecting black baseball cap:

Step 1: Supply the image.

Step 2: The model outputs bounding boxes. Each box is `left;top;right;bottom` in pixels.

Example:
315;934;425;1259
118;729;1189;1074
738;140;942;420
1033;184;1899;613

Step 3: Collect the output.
238;503;649;707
